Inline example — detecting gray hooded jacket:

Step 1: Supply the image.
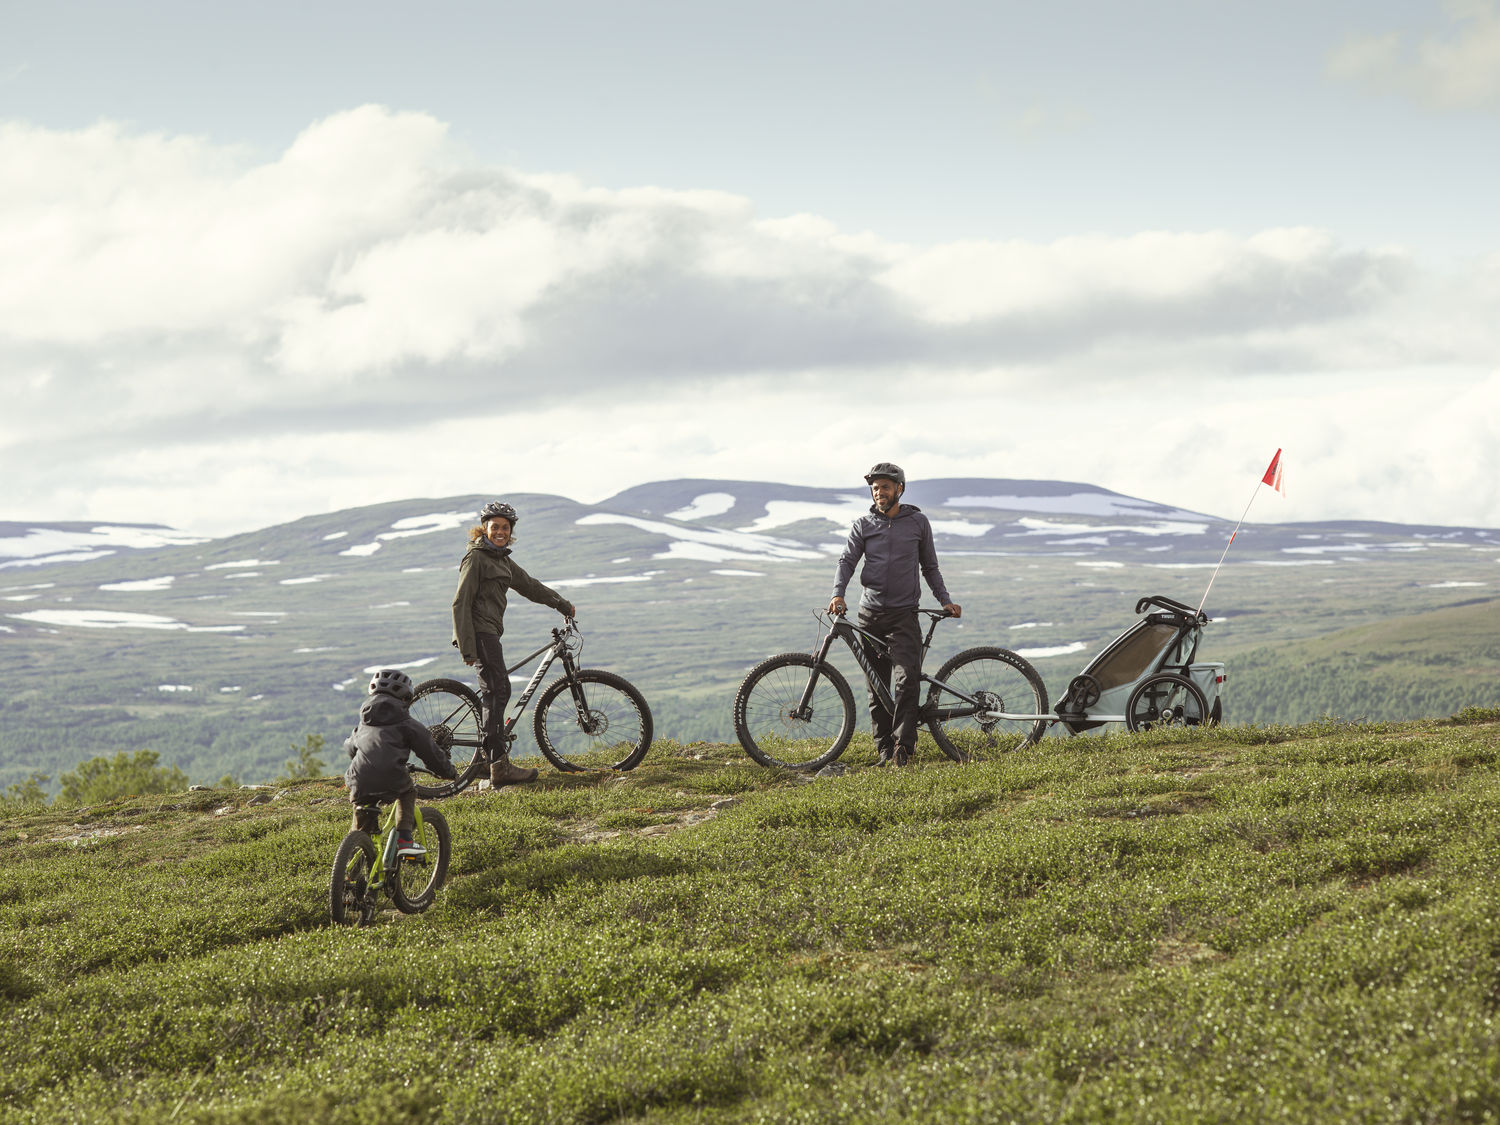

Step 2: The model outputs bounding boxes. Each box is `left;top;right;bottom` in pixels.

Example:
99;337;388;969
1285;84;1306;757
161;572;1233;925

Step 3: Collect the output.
831;503;952;611
343;691;455;796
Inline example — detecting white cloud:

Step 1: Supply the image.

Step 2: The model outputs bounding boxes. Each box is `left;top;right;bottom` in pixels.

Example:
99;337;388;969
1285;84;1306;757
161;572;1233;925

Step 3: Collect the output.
876;228;1404;327
2;107;1499;534
1328;1;1500;109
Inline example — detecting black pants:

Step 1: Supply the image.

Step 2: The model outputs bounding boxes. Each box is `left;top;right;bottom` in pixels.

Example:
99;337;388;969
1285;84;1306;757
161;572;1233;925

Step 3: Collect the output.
474;632;511;756
858;605;923;758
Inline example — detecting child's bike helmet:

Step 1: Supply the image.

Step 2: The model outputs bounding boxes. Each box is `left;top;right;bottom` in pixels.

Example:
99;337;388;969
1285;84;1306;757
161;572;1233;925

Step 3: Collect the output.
368;668;415;702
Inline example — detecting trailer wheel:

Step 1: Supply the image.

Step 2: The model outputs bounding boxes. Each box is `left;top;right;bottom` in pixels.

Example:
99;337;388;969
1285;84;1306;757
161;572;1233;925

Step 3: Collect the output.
1126;673;1209;731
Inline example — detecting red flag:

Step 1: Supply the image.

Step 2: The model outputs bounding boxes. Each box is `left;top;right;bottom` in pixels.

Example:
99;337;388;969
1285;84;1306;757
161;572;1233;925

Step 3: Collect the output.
1261;448;1284;494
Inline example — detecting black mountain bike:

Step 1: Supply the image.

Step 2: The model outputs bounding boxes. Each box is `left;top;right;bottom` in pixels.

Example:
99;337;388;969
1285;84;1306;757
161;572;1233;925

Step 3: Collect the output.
408;619;652;796
732;608;1049;770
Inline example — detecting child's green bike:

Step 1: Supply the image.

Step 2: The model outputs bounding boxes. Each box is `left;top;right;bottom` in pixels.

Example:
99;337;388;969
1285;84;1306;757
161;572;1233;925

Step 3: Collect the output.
329;801;451;926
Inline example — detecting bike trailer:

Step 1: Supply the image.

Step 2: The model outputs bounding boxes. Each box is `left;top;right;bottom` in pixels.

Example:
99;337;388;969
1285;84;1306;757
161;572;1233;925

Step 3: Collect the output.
1054;594;1225;732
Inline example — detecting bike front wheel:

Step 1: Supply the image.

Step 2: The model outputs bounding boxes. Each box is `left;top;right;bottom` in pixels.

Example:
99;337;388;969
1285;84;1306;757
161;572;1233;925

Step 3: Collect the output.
329;831;378;926
925;647;1049;762
410;678;485;797
733;653;855;770
533;670;653;771
390;807;451;913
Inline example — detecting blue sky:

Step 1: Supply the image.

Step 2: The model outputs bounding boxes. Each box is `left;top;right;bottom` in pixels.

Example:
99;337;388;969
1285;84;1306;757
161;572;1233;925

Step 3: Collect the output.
3;0;1498;533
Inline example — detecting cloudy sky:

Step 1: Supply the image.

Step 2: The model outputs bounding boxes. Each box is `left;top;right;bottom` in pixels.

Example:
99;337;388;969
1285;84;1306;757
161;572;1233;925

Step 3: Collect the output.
3;0;1498;535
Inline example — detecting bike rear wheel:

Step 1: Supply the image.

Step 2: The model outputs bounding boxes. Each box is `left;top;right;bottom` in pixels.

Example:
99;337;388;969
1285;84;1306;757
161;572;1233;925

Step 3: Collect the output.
533;670;653;771
410;678;485;797
734;652;855;770
329;831;378;926
925;647;1049;762
390;807;451;913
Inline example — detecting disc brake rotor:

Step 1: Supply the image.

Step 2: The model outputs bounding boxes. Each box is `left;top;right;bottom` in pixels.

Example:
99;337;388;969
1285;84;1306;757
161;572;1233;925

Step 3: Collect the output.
974;691;1002;733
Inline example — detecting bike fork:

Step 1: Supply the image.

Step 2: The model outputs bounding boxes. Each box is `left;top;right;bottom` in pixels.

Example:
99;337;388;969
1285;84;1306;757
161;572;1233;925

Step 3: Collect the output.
793;631;842;718
560;654;598;733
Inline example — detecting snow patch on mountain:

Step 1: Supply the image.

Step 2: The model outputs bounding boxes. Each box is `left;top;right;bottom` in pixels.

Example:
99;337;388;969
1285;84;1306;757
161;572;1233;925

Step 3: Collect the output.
931;520;995;537
360;658;438;673
205;559;280;570
1014;641;1088;658
666;493;736;521
736;497;868;533
576;514;822;562
947;493;1206;520
6;609;245;632
99;576;176;591
1014;517;1210;538
0;525;208;564
549;574;658;588
382;511;471;539
338;511;473;557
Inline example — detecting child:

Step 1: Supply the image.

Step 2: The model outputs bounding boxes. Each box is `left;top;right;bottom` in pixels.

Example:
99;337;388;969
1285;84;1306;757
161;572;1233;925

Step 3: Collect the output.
344;668;457;856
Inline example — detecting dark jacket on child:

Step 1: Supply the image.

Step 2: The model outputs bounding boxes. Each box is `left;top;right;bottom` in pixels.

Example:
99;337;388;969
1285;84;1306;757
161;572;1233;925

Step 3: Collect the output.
344;690;455;796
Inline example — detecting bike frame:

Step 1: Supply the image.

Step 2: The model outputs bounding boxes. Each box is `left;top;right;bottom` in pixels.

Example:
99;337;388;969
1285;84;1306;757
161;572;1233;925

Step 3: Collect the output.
497;622;600;739
357;799;432;890
797;611;990;725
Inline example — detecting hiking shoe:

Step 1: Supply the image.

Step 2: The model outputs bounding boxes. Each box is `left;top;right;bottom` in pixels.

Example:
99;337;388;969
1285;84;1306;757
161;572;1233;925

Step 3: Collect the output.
490;756;539;786
893;749;913;768
396;834;427;858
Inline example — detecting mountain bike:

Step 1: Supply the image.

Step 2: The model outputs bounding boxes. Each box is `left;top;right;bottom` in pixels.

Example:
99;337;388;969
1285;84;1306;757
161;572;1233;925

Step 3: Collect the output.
329;798;451;926
408;618;653;797
733;608;1049;770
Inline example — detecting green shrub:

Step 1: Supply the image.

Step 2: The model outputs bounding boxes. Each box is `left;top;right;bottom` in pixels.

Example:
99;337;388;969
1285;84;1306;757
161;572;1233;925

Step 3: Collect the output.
55;751;188;806
1;771;49;807
276;734;328;785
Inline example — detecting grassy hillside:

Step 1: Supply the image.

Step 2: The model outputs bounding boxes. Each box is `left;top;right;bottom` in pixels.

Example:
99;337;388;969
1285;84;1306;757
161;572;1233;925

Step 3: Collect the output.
5;714;1500;1122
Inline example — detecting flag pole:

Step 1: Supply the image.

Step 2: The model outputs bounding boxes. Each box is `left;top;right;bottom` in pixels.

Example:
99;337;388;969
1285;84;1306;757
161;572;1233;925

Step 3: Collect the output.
1196;449;1283;616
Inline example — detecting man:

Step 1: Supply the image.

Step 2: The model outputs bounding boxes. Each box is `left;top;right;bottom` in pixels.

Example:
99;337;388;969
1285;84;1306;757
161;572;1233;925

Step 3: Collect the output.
828;463;962;767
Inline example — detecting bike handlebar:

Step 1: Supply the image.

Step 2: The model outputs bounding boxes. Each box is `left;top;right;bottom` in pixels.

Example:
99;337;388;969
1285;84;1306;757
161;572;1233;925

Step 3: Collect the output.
827;606;954;619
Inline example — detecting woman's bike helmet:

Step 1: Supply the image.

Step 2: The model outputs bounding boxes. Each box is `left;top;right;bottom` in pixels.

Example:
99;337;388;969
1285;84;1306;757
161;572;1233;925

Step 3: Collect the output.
368;668;415;702
479;501;518;525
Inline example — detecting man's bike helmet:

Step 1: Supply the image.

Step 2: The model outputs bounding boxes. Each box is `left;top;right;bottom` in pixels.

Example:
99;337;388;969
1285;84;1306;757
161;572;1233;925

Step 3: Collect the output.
368;668;415;702
863;462;906;487
479;501;518;525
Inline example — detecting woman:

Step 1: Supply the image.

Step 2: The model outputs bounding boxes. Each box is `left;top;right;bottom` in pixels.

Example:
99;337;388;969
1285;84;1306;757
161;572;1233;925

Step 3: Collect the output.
451;500;576;785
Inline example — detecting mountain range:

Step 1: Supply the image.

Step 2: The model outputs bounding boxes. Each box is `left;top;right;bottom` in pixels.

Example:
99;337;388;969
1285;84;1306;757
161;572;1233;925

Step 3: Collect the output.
4;478;1497;788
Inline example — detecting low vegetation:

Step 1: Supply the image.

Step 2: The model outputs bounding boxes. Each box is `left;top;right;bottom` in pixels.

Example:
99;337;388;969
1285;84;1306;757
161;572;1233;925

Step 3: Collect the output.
3;714;1500;1122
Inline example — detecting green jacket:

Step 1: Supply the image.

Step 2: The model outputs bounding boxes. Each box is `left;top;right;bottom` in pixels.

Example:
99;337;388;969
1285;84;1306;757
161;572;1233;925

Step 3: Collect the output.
451;538;574;662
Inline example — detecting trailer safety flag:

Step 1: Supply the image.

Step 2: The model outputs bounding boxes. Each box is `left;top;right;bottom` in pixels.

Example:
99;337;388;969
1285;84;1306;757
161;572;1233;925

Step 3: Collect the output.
1196;447;1288;614
1261;448;1284;494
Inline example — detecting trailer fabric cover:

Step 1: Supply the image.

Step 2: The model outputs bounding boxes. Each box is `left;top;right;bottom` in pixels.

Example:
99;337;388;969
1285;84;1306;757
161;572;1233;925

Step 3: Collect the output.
1090;622;1182;690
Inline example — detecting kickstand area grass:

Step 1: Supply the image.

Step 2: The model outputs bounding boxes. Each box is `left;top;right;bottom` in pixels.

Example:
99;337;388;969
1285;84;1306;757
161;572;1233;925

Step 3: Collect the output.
3;721;1500;1123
